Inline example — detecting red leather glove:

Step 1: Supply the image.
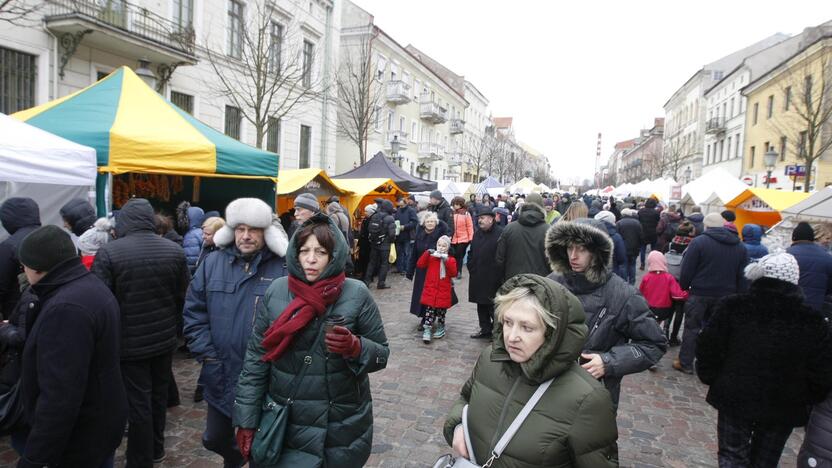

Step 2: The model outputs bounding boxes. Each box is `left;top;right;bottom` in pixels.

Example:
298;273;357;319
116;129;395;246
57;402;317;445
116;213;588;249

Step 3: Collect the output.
236;428;255;461
325;325;362;359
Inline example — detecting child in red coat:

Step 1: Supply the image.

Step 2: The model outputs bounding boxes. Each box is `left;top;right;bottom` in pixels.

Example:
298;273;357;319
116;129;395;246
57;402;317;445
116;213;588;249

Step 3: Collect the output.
416;235;457;343
640;250;688;339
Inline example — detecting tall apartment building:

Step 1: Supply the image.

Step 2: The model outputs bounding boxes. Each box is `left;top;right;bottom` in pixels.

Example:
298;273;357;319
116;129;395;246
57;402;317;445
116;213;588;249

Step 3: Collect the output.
663;34;789;181
619;119;664;184
335;0;468;180
0;0;339;171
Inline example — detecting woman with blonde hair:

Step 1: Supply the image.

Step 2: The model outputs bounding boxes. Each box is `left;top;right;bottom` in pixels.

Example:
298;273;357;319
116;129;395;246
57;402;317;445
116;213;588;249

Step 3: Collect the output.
196;216;226;269
560;200;589;222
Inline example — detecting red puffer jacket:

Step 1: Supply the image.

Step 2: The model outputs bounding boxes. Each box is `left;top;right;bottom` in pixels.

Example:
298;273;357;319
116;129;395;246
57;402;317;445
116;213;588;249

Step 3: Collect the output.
416;250;458;308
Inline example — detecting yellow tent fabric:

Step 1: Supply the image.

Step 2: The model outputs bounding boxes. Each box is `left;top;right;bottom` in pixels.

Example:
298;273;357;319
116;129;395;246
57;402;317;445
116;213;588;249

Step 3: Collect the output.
275;168;351;214
725;188;811;233
331;178;407;216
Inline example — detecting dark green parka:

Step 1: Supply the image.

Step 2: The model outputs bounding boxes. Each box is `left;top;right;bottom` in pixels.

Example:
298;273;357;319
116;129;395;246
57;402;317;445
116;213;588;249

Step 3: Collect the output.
443;275;618;468
233;215;389;467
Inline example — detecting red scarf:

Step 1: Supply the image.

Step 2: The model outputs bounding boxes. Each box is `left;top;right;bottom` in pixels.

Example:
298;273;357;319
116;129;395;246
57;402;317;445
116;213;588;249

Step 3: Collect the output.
261;272;346;362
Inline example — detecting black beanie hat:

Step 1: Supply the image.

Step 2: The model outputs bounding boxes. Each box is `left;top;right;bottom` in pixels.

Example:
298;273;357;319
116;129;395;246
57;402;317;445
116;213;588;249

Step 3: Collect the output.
18;225;78;272
721;210;736;222
792;222;815;242
430;190;442;200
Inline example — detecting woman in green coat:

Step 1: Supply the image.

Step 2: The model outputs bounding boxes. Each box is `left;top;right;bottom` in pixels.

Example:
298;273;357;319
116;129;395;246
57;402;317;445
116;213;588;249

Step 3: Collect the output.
234;214;389;467
443;274;618;467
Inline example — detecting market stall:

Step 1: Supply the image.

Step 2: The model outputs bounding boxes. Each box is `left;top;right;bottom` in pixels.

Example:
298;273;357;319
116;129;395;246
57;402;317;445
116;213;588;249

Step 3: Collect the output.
724;188;811;233
764;187;832;252
330;178;407;218
335;152;436;192
275;168;350;215
508;177;537;195
13;66;279;215
681;168;747;214
0;113;97;235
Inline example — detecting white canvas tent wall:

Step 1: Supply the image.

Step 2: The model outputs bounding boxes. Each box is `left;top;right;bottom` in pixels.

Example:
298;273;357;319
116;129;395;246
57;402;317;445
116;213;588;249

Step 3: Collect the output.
0;113;97;240
681;168;746;210
765;187;832;253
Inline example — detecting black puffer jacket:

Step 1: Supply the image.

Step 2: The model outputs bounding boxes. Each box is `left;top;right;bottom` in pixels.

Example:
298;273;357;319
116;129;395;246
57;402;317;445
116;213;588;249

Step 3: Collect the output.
0;286;34;393
800;390;832;467
0;198;40;318
697;277;832;427
430;198;454;238
91;199;189;360
495;204;551;282
616;216;644;258
546;221;667;408
59;199;96;237
637;201;660;244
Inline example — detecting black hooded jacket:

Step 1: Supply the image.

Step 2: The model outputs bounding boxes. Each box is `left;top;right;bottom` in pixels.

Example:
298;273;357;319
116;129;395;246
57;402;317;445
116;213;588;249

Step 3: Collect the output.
91;199;189;361
495;204;552;282
679;227;748;297
59;199;96;237
429;198;454;238
0;198;41;318
637;200;660;244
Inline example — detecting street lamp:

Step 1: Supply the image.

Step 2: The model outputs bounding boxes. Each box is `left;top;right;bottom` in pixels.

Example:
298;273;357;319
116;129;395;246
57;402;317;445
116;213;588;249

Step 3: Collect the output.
135;58;156;90
390;136;401;167
764;148;778;188
683;166;692;183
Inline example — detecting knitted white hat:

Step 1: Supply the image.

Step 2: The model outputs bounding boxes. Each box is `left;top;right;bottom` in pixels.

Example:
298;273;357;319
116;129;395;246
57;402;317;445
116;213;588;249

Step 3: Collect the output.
77;217;113;255
744;252;800;285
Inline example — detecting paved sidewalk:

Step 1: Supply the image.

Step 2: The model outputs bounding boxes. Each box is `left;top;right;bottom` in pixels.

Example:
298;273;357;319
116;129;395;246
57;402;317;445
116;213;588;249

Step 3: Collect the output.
0;272;805;467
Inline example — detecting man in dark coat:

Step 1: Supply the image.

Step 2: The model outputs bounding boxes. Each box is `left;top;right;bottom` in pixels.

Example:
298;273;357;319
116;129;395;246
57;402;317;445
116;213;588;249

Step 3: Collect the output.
466;207;504;339
687;205;705;236
546;220;666;409
0;198;40;319
91;198;189;467
59;198;96;238
394;196;418;275
495;193;551;282
787;222;832;312
184;197;289;468
674;212;748;374
637;198;660;270
616;208;644;285
364;199;396;289
16;225;127;468
429;190;454;238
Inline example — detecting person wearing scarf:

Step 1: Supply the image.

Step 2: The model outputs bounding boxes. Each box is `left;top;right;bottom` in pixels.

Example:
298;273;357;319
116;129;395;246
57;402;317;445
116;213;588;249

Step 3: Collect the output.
233;214;389;468
416;235;458;343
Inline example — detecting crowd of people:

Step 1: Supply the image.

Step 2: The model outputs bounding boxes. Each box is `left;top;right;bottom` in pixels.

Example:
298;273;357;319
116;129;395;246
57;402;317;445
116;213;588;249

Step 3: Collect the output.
0;186;829;467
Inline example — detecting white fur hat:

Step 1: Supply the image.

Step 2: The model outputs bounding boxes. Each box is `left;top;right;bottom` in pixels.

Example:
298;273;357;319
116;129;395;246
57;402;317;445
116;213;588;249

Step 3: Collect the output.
213;198;288;256
744;252;800;285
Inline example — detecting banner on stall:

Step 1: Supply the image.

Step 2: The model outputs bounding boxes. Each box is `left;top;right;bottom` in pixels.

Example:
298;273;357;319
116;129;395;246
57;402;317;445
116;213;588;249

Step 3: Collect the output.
739;197;774;212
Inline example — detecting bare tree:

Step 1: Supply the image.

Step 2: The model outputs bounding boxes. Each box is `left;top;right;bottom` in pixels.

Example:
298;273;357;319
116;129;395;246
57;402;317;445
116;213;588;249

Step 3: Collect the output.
465;133;495;182
0;0;43;26
203;2;328;149
335;31;384;165
490;136;513;184
772;48;832;192
657;137;687;180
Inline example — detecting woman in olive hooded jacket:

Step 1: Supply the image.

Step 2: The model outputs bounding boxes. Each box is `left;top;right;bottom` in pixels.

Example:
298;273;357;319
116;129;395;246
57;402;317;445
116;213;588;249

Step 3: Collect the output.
443;274;618;467
233;214;389;467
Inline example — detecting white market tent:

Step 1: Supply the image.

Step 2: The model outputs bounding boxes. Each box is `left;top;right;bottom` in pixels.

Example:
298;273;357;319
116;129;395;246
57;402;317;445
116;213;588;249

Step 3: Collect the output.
508;177;537;195
780;186;832;222
436;180;462;202
681;168;747;208
0;113;97;238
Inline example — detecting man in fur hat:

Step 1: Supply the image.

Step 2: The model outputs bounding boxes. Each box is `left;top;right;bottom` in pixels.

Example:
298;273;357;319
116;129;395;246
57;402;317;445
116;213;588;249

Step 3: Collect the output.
546;220;666;410
183;198;289;467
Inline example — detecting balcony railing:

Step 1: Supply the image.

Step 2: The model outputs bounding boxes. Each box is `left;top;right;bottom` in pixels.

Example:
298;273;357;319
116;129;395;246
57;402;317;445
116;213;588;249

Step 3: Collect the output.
705;117;725;134
386;130;408;150
419;95;448;124
386;80;411;104
45;0;196;55
446;151;463;166
418;142;445;161
449;119;465;134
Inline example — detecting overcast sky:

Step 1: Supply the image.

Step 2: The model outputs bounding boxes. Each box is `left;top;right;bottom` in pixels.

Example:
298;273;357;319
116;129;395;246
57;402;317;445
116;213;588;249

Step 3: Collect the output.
352;0;827;183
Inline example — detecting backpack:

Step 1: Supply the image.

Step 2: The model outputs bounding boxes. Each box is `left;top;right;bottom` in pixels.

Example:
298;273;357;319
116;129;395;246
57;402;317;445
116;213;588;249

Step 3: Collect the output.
665;250;683;280
367;213;386;246
663;219;680;240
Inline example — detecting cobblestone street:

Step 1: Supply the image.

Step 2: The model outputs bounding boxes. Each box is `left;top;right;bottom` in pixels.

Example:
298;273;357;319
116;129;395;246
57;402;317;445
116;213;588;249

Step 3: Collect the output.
0;272;806;467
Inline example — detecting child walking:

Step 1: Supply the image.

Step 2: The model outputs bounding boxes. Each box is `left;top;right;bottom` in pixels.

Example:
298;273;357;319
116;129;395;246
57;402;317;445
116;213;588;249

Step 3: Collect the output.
416;235;457;343
639;250;688;339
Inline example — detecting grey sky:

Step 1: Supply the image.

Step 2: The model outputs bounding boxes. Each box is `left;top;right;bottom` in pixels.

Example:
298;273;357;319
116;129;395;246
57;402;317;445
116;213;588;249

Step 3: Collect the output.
352;0;827;183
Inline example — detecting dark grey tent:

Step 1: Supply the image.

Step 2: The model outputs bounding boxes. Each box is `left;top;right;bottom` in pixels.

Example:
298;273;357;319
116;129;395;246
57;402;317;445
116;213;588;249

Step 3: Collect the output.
334;151;437;192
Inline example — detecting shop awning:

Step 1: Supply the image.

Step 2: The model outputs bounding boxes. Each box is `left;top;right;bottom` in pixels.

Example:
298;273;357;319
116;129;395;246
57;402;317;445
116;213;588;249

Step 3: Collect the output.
331;178;407;216
275;168;351;214
725;188;811;232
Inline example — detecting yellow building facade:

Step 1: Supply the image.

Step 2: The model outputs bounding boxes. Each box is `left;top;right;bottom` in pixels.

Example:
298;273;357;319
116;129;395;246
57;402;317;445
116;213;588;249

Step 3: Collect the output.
742;36;832;191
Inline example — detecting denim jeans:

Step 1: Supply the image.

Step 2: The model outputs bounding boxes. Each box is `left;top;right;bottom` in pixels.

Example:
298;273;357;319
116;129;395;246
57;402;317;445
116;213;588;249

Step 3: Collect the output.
395;240;413;273
639;242;656;268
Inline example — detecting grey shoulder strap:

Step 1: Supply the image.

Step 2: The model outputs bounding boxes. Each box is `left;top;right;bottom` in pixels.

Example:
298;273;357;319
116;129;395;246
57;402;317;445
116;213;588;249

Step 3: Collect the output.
462;404;477;465
492;378;553;456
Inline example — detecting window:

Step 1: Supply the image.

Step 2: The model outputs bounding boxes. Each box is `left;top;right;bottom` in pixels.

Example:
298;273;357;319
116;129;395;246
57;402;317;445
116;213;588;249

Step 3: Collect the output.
767;95;774;119
302;40;314;87
96;70;111;81
719;140;724;162
373;106;381;131
434;168;439;180
735;134;741;159
299;125;311;168
0;47;36;114
804;75;813;106
224;105;242;140
764;141;770;154
411;122;417;142
173;0;193;30
170;91;193;114
387;111;394;131
706;144;711;165
722;102;727;120
228;0;243;59
267;117;280;153
269;22;283;74
729;98;734;118
399;116;405;131
784;86;791;111
752;102;759;125
713;70;724;80
750;146;756;168
727;136;732;159
779;136;787;162
413;79;420;100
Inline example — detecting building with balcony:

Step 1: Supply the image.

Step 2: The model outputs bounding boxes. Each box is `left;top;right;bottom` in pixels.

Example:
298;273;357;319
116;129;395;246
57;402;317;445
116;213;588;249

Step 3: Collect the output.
335;0;468;181
663;33;789;182
618;119;664;184
0;0;340;173
742;26;832;191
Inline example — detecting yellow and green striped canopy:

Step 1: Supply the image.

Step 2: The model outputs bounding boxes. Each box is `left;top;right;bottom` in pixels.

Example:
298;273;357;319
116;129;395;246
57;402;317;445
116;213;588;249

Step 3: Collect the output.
13;66;278;180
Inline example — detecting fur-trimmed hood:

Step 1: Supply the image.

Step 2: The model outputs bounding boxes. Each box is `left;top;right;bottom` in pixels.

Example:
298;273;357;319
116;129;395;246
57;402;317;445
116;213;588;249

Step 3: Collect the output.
212;198;288;256
545;220;613;284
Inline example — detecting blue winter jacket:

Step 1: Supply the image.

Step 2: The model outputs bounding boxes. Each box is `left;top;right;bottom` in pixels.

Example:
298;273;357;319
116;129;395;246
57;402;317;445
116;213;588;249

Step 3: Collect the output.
602;221;628;280
741;224;769;262
183;245;288;416
395;205;418;243
787;242;832;312
183;207;205;273
680;227;748;297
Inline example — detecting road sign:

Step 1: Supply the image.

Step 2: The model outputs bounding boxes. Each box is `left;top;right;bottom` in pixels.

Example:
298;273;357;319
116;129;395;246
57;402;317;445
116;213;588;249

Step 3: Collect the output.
785;165;806;177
